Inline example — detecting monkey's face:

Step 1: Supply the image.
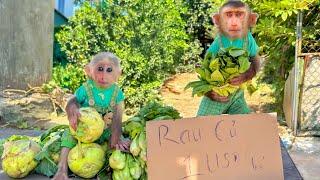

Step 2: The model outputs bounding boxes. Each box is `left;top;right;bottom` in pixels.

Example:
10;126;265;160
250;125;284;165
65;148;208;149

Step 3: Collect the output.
219;6;249;39
89;59;120;88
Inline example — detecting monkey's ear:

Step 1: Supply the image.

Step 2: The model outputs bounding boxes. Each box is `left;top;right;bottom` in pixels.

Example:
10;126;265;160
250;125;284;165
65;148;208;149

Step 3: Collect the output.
249;13;259;27
212;13;220;27
84;65;92;78
115;69;122;81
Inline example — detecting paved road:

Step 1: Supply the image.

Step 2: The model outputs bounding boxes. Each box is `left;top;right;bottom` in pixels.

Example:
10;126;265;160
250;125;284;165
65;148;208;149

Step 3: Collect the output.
0;127;43;139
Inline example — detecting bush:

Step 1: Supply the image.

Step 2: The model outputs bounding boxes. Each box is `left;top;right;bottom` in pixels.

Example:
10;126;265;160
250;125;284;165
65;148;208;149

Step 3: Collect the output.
51;64;86;92
55;1;191;112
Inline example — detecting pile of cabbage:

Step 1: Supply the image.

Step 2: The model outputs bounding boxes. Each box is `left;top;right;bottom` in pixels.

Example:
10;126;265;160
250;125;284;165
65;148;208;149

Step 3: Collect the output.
185;47;251;97
0;107;106;179
108;101;181;179
36;107;106;179
67;107;106;178
0;103;181;179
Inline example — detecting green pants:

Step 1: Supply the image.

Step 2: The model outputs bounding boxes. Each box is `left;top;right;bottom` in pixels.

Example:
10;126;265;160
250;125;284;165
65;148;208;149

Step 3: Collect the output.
197;90;250;116
61;128;111;148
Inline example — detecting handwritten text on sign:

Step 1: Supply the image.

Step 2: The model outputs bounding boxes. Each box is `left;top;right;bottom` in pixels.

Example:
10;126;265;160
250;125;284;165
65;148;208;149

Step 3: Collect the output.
146;114;284;180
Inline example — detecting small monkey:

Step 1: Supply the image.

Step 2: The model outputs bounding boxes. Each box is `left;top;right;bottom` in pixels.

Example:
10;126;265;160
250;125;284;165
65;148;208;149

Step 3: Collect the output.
53;52;130;180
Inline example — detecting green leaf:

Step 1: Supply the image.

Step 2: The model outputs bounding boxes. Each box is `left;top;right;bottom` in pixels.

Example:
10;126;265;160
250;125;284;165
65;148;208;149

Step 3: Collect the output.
35;150;50;161
228;48;245;57
209;58;220;71
35;157;58;177
224;67;239;74
211;70;225;82
152;115;173;121
281;12;288;21
184;80;208;90
195;68;206;80
40;125;68;142
97;170;112;180
238;56;251;73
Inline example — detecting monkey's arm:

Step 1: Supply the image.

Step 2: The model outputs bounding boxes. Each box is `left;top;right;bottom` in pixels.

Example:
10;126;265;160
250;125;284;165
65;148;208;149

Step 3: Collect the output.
110;102;122;148
52;147;70;180
110;102;123;146
110;102;131;151
65;96;81;130
229;55;260;85
205;91;230;102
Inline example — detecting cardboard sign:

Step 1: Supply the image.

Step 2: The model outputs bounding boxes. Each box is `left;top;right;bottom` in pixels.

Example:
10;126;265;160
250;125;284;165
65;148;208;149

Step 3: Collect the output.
146;114;284;180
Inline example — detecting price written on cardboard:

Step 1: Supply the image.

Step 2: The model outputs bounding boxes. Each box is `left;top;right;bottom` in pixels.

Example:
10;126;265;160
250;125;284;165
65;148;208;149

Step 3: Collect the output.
146;114;284;180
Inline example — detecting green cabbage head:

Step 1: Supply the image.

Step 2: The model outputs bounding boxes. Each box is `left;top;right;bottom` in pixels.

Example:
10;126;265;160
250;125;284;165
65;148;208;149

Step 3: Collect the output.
127;154;142;179
130;135;141;156
112;165;132;180
109;150;126;170
2;139;40;178
68;143;105;178
70;107;104;143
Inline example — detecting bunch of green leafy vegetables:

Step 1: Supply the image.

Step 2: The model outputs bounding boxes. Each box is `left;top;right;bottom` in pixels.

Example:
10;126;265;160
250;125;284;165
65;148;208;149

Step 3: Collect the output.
186;47;251;97
34;125;68;177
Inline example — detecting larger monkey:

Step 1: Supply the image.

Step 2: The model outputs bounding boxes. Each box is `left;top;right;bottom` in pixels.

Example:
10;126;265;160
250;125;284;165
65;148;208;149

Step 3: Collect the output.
197;0;260;116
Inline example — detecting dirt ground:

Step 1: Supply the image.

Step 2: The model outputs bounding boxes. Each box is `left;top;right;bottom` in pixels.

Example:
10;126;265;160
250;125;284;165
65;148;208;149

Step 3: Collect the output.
160;72;275;117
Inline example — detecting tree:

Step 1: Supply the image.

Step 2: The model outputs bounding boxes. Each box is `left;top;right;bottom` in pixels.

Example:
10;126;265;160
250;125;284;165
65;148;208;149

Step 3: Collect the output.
245;0;318;116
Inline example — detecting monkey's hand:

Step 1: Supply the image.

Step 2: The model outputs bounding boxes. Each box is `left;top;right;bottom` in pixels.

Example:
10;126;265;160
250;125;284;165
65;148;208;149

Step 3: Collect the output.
229;70;253;85
230;56;259;85
65;96;81;131
115;138;131;152
205;90;229;102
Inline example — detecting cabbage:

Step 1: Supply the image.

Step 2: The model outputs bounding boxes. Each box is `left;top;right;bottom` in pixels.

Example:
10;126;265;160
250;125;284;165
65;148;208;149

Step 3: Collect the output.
127;154;142;179
124;121;144;139
138;132;147;150
112;154;135;180
130;135;141;156
2;139;40;178
112;166;133;180
139;149;147;162
109;150;126;170
70;107;105;143
68;143;105;178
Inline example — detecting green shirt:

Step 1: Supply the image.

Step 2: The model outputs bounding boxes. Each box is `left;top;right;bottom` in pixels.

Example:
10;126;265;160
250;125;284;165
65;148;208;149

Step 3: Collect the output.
61;80;124;148
207;32;259;57
75;79;124;111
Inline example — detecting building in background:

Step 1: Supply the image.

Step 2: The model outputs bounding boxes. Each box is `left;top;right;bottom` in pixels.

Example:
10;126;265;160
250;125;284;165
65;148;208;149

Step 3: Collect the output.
55;0;75;18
